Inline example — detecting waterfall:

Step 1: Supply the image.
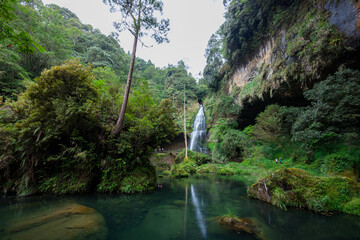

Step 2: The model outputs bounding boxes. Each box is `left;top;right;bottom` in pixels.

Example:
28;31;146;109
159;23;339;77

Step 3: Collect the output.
189;105;207;153
191;184;206;238
263;180;270;200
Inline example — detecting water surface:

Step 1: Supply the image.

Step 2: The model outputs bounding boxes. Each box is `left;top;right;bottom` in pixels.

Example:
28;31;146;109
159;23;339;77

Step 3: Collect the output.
1;175;360;240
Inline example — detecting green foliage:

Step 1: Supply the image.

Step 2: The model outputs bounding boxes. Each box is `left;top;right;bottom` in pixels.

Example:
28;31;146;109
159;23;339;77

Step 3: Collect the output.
250;168;360;215
104;0;169;44
204;94;241;126
292;69;360;144
252;104;298;157
175;149;211;165
120;165;157;193
0;58;180;195
162;61;198;104
272;187;287;210
0;60;101;194
170;149;211;178
0;0;201;195
170;158;197;178
222;0;293;68
343;197;360;216
0;1;130;100
203;32;224;92
223;208;237;219
325;153;356;174
211;126;249;163
0;0;43;53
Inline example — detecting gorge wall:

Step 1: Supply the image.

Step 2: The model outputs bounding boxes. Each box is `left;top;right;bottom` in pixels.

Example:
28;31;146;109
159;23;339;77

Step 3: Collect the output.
226;0;360;127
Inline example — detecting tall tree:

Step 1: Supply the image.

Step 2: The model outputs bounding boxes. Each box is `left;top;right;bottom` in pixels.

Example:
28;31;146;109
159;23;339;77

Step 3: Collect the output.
103;0;170;135
183;83;188;159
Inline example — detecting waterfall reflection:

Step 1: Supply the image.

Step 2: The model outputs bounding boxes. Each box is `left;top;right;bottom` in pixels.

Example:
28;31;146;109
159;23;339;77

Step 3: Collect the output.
183;184;188;239
190;184;207;239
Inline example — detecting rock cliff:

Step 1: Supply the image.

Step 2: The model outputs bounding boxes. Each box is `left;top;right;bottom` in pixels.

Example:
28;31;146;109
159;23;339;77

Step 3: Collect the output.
227;0;360;128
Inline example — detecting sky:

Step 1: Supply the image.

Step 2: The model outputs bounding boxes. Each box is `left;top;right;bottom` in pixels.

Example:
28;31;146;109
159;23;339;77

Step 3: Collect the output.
42;0;226;78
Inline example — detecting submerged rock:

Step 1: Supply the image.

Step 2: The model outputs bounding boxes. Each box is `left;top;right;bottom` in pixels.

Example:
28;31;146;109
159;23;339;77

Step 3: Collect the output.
218;216;264;239
249;168;360;215
2;203;107;240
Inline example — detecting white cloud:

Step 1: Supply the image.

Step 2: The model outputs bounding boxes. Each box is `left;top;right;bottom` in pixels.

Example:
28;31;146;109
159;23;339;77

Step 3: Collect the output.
42;0;225;78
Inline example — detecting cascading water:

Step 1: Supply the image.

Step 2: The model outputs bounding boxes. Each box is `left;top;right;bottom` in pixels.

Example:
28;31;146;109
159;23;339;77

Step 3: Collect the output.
189;105;207;153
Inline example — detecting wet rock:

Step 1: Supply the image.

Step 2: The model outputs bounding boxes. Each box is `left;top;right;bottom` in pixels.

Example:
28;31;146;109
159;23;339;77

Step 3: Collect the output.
218;216;264;239
2;203;107;240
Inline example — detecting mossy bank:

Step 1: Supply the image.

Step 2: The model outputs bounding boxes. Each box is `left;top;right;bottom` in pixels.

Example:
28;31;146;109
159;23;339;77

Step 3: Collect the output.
249;168;360;216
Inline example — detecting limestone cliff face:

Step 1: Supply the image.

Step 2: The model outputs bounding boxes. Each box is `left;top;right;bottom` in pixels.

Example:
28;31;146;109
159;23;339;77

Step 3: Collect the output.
229;39;275;94
228;0;360;117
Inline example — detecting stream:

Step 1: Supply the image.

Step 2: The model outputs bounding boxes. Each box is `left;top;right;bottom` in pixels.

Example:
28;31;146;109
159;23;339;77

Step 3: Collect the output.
1;175;360;240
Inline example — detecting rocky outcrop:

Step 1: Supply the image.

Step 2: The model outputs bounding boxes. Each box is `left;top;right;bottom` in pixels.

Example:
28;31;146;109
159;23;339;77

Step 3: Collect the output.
229;39;275;94
1;203;107;240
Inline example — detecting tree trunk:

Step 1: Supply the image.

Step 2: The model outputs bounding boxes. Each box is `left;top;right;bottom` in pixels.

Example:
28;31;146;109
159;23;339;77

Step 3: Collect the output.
112;32;139;135
184;87;188;159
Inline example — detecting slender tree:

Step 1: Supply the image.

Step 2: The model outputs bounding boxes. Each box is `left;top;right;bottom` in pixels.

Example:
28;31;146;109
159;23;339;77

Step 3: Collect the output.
103;0;170;135
183;83;188;159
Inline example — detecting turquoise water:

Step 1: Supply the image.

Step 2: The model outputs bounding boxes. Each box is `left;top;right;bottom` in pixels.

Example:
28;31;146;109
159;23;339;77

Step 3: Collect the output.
1;175;360;239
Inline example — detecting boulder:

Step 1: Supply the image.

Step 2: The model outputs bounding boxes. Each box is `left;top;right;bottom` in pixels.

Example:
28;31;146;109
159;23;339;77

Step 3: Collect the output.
2;203;107;240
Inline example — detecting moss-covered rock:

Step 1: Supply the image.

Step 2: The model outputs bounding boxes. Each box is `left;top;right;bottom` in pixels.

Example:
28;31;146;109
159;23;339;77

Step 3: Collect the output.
249;168;360;215
217;216;264;239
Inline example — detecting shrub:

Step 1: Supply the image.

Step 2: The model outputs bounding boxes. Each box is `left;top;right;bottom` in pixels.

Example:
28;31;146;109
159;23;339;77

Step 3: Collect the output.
326;153;355;174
